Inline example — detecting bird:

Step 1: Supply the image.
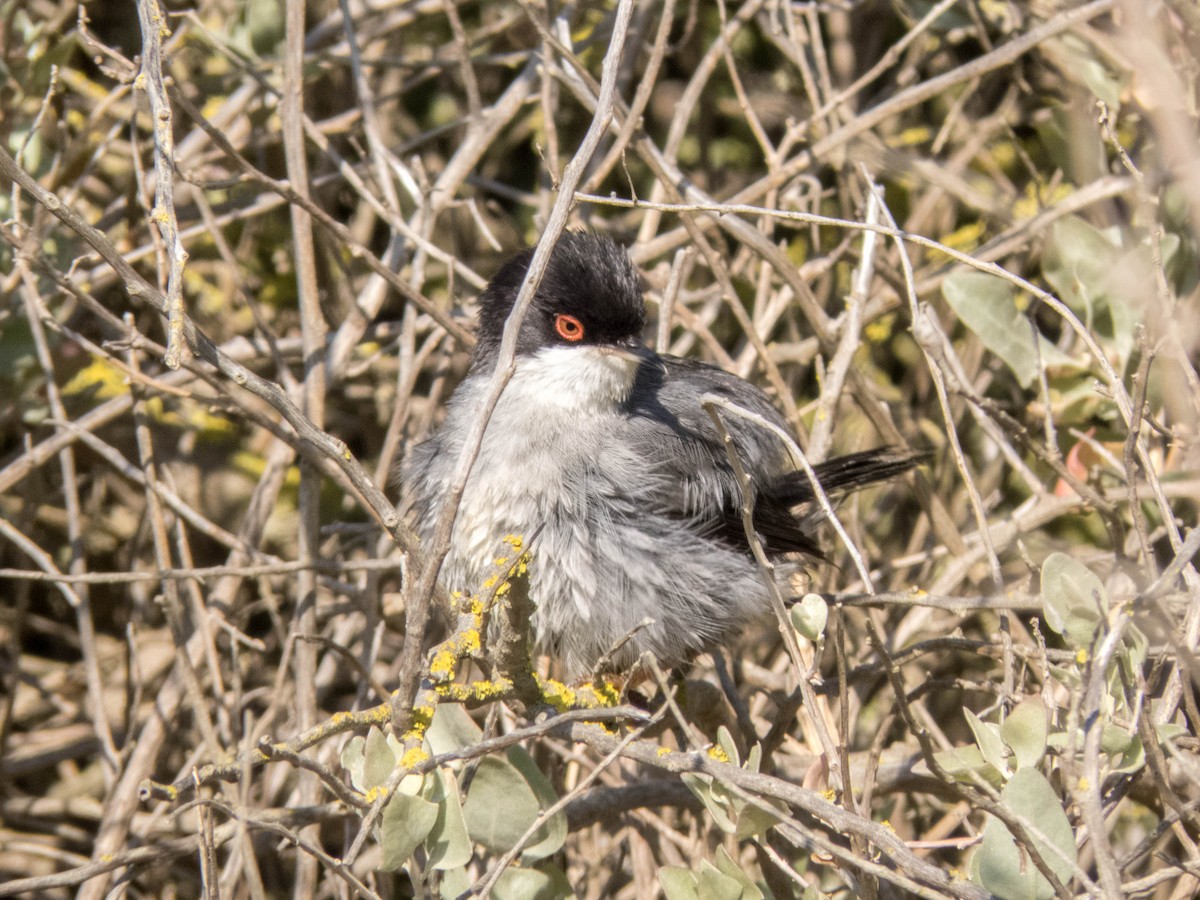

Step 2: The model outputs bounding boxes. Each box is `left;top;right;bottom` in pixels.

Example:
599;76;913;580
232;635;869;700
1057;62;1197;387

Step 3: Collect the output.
401;233;919;677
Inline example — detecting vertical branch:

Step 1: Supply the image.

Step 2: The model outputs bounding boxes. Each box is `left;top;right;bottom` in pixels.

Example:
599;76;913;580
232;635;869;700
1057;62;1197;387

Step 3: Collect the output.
281;0;325;894
134;0;188;369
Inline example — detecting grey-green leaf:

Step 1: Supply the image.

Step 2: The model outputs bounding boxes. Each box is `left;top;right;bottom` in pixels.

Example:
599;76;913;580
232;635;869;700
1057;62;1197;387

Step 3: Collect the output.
965;709;1010;777
427;702;484;757
423;769;472;870
462;755;542;854
492;864;574;900
363;726;397;791
379;791;439;871
1043;216;1119;324
695;860;750;900
340;735;366;793
790;593;828;641
929;745;1005;789
942;270;1038;387
681;773;737;834
506;747;567;861
973;768;1076;899
713;847;764;900
1001;697;1048;770
1041;552;1108;648
661;867;702;900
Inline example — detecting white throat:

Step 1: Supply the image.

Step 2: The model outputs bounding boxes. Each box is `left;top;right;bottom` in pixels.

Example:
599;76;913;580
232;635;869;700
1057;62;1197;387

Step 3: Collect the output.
503;345;639;414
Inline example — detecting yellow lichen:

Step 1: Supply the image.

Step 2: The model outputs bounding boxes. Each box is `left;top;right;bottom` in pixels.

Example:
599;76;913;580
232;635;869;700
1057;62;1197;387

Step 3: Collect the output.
429;649;456;679
656;746;671;758
706;746;730;763
579;679;621;707
400;746;429;768
460;630;481;654
538;677;577;712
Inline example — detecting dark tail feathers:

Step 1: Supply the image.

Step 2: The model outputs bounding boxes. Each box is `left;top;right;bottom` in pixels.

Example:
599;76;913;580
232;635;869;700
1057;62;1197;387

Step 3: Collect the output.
770;448;926;507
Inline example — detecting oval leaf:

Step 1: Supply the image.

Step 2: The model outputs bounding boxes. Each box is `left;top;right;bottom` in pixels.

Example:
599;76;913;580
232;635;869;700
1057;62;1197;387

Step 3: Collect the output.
1041;552;1107;647
363;726;397;791
965;709;1010;777
379;791;438;871
790;593;828;642
462;755;541;854
1001;697;1048;770
340;736;367;793
974;768;1076;899
427;703;484;757
424;769;472;870
492;864;573;900
506;747;567;861
943;271;1038;387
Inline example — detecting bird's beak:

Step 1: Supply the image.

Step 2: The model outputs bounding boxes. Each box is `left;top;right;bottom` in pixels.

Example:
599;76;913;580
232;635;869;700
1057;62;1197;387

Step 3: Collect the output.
602;341;658;371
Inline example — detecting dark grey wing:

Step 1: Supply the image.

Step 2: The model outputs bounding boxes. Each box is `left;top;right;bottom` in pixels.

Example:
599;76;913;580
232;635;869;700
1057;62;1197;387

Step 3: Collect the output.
622;356;824;556
622;356;924;558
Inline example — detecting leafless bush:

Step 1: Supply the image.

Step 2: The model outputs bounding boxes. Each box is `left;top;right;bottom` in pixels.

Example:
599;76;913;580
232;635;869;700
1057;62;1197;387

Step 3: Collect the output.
1;0;1198;897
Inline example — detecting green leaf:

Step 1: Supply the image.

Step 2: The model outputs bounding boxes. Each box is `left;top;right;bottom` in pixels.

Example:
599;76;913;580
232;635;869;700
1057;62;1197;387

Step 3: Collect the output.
716;726;741;767
973;768;1076;900
943;270;1039;387
661;867;702;900
427;703;484;757
713;847;764;900
1098;723;1132;755
1112;734;1145;776
363;726;397;790
790;594;828;641
1001;697;1048;770
1043;217;1120;325
745;743;762;775
463;755;542;854
928;746;1005;789
681;773;737;834
1041;552;1107;648
492;864;574;900
340;736;367;793
1120;622;1149;673
423;769;472;870
695;861;750;900
1157;723;1188;744
379;791;439;871
965;709;1010;777
506;747;567;861
439;866;472;898
734;796;786;841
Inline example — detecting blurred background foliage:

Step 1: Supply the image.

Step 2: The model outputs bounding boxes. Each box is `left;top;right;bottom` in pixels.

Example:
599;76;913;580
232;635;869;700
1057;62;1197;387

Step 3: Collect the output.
1;0;1199;896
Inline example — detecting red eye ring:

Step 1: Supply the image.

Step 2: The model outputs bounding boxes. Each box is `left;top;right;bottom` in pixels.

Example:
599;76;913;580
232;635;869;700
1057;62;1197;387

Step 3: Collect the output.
555;314;585;342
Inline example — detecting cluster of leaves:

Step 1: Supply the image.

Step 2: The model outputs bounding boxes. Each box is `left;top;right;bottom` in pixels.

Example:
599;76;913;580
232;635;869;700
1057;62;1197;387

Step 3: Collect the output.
1;0;1199;897
340;705;568;896
935;553;1165;898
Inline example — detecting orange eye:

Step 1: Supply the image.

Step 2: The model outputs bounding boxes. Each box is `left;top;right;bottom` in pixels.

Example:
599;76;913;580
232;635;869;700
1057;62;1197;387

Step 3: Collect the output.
555;314;585;342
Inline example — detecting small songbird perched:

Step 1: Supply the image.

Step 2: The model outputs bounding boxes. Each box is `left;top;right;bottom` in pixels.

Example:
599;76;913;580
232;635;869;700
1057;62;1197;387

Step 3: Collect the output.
402;234;918;676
